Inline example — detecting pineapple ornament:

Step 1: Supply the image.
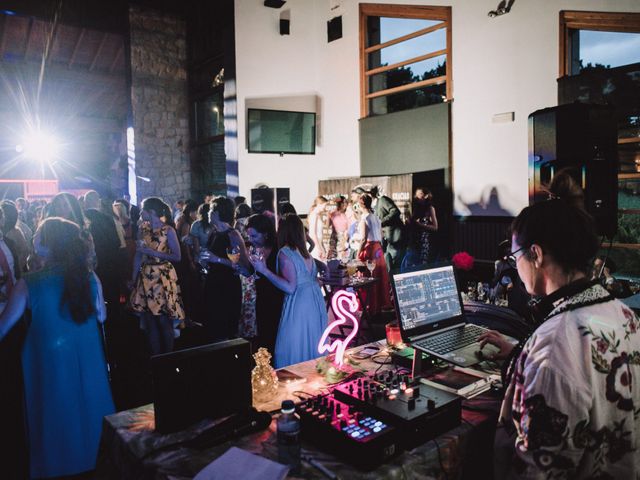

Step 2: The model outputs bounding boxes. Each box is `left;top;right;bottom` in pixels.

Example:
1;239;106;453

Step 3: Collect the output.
251;347;279;404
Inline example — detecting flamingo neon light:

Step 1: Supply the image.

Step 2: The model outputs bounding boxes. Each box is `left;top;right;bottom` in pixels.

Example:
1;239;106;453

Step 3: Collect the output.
318;290;360;367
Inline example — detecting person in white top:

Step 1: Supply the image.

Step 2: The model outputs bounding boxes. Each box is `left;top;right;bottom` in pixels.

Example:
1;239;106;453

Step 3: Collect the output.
356;194;391;315
308;196;328;261
479;199;640;479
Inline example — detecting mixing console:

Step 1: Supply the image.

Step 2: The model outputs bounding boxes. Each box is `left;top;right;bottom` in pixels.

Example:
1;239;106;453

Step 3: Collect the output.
296;370;461;469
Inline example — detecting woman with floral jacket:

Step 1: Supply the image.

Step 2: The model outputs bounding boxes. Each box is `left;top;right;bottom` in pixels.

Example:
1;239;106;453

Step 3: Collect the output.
479;199;640;479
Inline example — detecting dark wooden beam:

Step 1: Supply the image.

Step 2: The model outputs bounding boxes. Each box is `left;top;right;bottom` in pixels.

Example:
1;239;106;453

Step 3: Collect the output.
23;16;34;59
89;32;107;72
0;15;8;59
68;27;85;68
109;44;123;73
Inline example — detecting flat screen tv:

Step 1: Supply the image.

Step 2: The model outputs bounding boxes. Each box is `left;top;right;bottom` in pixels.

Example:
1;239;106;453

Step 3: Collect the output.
248;108;316;154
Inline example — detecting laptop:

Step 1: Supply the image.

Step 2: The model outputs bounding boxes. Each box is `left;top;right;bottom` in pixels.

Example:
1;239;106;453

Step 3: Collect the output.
391;265;516;367
152;338;252;433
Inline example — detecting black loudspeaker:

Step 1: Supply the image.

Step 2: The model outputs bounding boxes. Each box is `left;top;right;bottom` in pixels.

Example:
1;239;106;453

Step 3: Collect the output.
279;18;290;35
327;16;342;42
251;187;290;220
528;103;618;237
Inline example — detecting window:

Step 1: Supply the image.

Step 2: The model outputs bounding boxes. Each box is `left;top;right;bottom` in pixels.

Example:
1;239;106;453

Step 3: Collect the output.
359;4;451;118
559;11;640;76
560;11;640;277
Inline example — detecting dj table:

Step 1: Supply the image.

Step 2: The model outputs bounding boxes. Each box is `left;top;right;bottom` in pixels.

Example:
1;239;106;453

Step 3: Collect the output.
98;341;501;479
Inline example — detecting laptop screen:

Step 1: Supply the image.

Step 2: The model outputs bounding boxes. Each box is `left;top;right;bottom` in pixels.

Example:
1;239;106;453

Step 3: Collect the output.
392;265;462;331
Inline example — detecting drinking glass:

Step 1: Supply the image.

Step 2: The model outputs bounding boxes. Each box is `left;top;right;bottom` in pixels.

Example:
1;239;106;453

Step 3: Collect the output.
366;260;376;277
227;245;241;264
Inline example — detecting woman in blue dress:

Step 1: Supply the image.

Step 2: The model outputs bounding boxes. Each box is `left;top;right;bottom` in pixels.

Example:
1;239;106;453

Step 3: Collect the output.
0;217;115;478
251;213;327;368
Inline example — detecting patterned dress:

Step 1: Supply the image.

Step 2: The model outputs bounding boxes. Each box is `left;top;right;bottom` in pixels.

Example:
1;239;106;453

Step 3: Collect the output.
495;282;640;479
130;222;185;323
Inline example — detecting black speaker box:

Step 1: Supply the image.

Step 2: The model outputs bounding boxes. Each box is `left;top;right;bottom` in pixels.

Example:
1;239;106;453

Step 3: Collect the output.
279;18;290;35
528;103;618;237
327;16;342;43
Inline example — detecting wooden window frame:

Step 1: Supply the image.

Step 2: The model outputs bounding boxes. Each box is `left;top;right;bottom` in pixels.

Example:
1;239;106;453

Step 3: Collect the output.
559;10;640;77
359;3;452;118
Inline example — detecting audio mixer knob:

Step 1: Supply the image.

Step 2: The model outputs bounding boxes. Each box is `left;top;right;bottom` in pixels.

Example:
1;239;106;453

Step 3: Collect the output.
408;398;416;410
427;399;436;410
413;387;420;399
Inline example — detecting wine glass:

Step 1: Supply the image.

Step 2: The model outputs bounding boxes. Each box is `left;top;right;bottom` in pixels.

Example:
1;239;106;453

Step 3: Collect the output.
227;245;241;264
366;260;376;277
248;245;264;280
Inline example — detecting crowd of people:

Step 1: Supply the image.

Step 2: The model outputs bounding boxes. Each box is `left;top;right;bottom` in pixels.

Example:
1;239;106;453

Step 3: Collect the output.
2;172;639;479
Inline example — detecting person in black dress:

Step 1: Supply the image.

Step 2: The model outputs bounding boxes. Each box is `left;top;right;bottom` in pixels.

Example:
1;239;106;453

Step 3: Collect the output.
246;214;284;354
203;196;250;342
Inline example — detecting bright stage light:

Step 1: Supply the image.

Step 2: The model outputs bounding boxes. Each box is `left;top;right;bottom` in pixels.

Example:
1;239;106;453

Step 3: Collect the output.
19;130;61;163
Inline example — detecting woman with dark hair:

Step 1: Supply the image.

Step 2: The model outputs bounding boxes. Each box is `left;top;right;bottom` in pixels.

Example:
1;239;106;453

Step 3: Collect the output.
0;217;114;478
203;196;250;341
129;197;185;355
356;194;392;315
246;213;284;354
406;188;438;267
190;203;213;262
479;199;640;479
0;200;29;272
175;200;198;319
48;192;86;228
251;213;327;368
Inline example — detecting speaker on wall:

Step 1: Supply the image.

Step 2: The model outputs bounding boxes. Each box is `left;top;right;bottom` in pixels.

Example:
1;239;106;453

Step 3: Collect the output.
279;18;290;35
528;103;618;237
327;16;342;42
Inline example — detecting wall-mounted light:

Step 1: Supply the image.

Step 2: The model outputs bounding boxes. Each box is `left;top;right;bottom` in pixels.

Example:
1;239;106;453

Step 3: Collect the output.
488;0;515;18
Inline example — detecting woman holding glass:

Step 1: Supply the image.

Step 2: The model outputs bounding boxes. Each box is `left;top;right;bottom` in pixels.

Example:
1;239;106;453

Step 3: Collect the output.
203;196;250;342
356;194;392;315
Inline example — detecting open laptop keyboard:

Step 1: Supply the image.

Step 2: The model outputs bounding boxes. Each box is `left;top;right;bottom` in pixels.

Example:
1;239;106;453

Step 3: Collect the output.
415;324;487;355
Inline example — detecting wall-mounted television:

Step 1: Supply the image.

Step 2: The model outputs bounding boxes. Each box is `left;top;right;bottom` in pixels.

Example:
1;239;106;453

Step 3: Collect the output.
247;108;316;155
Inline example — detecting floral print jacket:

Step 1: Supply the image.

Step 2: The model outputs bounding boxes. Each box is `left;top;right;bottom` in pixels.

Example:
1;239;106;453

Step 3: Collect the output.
495;283;640;479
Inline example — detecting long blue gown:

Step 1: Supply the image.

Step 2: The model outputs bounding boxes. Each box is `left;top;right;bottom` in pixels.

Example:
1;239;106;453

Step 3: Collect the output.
274;247;327;368
22;268;115;478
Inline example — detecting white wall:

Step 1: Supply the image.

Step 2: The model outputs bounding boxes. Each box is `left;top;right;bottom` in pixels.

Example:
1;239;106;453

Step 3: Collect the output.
235;0;640;215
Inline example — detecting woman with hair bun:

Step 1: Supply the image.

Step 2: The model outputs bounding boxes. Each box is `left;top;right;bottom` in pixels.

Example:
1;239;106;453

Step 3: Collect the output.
0;217;114;478
129;197;185;355
479;199;640;479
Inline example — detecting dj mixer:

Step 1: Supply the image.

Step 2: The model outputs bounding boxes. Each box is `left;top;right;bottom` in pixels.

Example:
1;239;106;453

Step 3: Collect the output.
296;371;461;470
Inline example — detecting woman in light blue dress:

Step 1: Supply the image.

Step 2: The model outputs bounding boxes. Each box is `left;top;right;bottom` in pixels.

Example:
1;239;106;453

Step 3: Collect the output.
0;217;114;478
251;213;327;368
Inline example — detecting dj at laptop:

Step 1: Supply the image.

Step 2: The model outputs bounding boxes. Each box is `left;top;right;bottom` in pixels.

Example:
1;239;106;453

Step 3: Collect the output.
478;200;640;479
391;265;518;368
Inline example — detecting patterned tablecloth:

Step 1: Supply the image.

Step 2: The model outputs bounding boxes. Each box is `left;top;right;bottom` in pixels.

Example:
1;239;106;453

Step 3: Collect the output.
98;341;500;479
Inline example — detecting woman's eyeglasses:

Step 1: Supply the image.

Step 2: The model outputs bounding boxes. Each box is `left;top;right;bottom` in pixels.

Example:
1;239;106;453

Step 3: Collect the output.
506;246;527;269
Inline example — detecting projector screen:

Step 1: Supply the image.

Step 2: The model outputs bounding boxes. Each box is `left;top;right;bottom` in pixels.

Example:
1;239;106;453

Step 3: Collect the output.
247;108;316;155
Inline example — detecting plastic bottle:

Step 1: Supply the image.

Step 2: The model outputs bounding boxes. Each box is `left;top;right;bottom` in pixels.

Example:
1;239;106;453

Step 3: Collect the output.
277;399;301;473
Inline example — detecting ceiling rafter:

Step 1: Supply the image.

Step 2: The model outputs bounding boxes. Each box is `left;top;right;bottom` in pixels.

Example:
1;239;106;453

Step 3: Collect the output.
109;44;123;73
68;27;85;68
89;32;108;71
23;17;35;59
0;16;7;60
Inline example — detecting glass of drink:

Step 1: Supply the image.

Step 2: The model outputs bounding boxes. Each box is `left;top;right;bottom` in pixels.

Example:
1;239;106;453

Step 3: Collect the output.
227;245;241;264
366;260;376;277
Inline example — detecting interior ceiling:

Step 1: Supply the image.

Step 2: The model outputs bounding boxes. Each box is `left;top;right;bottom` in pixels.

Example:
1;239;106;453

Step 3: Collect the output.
0;10;128;130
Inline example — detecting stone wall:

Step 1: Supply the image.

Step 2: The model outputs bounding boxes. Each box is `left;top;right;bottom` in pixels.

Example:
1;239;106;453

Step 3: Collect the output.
129;6;190;207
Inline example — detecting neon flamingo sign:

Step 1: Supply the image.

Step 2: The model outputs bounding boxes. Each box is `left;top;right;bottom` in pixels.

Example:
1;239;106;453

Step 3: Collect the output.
318;290;360;366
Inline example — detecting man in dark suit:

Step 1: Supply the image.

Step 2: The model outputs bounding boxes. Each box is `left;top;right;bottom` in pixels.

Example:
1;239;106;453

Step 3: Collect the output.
371;186;405;271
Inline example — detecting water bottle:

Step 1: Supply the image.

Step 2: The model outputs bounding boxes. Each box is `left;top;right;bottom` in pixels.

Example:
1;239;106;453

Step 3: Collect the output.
277;400;301;473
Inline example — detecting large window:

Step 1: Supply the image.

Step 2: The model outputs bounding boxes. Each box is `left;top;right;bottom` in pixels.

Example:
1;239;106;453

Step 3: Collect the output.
359;4;451;118
560;11;640;278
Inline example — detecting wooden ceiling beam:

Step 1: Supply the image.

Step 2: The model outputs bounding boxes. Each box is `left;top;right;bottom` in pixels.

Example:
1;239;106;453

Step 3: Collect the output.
0;15;8;60
68;27;85;68
89;32;107;72
109;44;123;73
23;17;35;59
